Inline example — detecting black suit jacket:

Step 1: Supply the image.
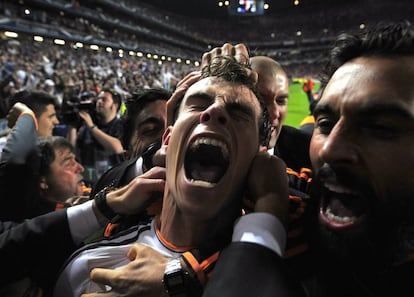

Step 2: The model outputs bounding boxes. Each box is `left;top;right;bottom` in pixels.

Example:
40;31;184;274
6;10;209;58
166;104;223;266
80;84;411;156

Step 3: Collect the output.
90;155;140;197
203;242;306;297
0;210;76;289
275;125;312;172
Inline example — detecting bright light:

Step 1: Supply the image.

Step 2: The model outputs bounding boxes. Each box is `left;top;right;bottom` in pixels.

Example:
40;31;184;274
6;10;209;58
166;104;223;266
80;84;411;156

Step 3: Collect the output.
54;39;65;45
224;1;230;6
359;23;366;29
4;31;18;38
129;51;136;56
296;31;302;36
294;0;300;5
158;61;163;65
176;58;182;63
24;9;30;15
33;36;43;42
161;56;166;60
153;54;159;59
137;52;143;57
218;1;223;7
75;42;84;48
147;53;152;58
167;57;172;61
264;3;269;9
118;49;124;54
106;47;113;52
185;59;191;65
194;61;200;67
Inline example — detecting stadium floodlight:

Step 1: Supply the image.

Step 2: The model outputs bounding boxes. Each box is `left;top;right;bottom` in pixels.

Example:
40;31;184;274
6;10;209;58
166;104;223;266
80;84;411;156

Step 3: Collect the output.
4;31;18;38
54;39;65;45
33;36;43;42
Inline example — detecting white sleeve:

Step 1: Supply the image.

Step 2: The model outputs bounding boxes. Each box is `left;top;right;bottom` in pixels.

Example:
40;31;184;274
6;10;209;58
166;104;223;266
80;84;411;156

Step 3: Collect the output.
232;212;286;257
66;200;101;245
135;156;144;176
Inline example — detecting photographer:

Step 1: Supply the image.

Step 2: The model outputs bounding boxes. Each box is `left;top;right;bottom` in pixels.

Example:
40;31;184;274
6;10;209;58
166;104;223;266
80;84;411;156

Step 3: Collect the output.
67;88;124;185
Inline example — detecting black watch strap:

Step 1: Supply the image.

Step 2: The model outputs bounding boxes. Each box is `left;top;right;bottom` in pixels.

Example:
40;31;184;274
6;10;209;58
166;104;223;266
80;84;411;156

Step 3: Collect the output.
94;187;117;220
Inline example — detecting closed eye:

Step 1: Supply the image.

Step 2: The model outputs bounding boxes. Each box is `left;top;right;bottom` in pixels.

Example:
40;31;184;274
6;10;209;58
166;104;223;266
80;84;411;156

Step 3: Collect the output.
226;102;253;122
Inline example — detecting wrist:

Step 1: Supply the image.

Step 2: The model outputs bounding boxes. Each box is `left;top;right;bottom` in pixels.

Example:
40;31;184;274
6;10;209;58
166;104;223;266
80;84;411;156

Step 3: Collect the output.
163;257;203;297
89;124;97;130
94;187;120;222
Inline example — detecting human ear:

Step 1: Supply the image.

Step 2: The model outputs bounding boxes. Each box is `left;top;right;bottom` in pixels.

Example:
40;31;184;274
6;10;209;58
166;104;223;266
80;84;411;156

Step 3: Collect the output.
160;126;172;155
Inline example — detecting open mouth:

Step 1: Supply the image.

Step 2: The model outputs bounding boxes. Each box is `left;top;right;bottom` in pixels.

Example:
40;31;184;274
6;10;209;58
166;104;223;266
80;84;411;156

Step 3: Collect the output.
320;183;367;229
185;137;229;185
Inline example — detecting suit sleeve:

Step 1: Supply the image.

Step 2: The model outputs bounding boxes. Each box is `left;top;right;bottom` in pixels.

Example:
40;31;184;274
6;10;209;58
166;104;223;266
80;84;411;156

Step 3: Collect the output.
202;242;306;297
0;209;77;288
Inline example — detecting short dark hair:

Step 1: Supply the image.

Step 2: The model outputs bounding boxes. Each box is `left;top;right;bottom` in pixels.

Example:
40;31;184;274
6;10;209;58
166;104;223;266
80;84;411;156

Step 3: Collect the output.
38;136;75;177
320;20;413;88
101;88;122;111
121;88;171;148
9;90;57;118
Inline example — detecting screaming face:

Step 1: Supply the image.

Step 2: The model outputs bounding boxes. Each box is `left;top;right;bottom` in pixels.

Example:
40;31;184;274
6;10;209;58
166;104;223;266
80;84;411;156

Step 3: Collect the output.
164;77;261;218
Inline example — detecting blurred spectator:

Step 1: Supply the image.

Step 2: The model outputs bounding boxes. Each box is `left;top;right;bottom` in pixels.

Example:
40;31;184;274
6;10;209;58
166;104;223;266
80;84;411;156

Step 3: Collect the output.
68;88;124;184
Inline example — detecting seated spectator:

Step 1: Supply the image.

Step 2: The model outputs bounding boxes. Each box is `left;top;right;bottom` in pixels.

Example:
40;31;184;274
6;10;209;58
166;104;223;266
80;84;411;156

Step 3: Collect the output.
52;55;288;296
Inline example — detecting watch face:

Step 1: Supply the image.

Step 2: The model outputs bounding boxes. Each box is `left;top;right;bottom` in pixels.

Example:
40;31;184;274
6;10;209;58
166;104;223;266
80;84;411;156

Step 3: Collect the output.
168;272;185;288
164;259;187;294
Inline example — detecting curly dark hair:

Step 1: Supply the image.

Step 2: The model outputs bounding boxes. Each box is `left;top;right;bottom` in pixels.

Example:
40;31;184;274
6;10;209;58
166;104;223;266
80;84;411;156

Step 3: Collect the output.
121;87;171;150
320;20;413;88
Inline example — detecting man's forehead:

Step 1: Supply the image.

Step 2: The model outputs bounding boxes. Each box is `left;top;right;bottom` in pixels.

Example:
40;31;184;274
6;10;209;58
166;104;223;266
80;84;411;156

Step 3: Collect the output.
184;77;257;103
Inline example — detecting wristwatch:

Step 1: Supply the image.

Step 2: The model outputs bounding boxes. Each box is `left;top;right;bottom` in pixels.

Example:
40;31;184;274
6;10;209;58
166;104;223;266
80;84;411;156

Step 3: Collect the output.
94;187;117;221
163;258;188;297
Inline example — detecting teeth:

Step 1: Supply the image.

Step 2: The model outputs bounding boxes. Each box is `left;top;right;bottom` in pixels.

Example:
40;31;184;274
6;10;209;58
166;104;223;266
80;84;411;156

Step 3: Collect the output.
189;179;215;186
192;137;229;159
325;206;356;223
325;182;355;194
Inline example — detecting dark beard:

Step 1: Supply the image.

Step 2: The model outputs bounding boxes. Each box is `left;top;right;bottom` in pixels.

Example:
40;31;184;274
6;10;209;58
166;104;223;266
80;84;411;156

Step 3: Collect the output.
308;172;414;274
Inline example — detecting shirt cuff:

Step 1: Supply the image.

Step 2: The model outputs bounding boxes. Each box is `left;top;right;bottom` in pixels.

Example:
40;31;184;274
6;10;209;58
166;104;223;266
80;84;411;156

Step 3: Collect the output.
136;156;144;176
67;200;101;245
232;212;286;257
